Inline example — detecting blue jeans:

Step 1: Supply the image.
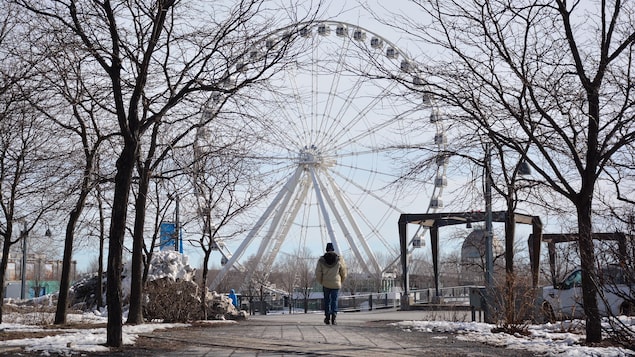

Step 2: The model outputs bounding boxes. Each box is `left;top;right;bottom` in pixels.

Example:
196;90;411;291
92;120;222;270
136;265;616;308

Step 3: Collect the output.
323;287;339;316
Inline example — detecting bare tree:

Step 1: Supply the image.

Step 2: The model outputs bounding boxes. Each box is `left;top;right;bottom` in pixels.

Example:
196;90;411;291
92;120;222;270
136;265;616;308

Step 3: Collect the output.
25;31;116;325
377;0;635;343
0;2;68;323
121;3;320;326
0;111;55;322
297;250;316;313
139;177;174;285
408;250;433;290
240;254;271;314
275;248;313;313
190;143;269;319
343;254;365;295
88;179;111;309
15;0;320;345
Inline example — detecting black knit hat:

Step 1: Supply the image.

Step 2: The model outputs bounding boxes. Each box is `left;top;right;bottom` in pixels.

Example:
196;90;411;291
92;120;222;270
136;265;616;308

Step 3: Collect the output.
325;242;334;252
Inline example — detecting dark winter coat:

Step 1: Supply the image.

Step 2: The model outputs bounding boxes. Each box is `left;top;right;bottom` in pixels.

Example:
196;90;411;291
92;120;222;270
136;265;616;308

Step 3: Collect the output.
315;252;347;289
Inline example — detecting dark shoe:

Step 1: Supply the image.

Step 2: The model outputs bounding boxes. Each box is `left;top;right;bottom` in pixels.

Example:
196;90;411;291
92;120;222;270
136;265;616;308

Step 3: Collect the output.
324;316;330;325
331;314;337;325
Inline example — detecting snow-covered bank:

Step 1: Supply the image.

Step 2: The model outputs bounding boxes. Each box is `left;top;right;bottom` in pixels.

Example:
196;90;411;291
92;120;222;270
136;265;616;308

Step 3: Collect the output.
393;318;635;356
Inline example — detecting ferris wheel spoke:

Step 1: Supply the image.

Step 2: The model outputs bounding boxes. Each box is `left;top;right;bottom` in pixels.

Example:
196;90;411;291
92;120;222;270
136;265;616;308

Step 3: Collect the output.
319;58;390;148
288;68;312;143
318;33;352;135
329;168;406;214
332;184;401;258
316;83;369;150
241;86;304;148
329;99;418;154
318;69;376;147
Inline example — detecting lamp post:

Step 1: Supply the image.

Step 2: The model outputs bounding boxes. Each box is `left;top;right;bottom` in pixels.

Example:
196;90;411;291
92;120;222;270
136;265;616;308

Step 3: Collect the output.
174;194;180;252
167;193;181;253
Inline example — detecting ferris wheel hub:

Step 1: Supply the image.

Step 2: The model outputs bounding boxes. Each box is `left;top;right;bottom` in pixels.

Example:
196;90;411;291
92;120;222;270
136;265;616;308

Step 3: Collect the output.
298;144;332;167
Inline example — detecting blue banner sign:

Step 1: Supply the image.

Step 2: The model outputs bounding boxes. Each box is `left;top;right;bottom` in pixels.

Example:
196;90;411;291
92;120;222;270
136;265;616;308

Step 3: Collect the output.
160;222;181;252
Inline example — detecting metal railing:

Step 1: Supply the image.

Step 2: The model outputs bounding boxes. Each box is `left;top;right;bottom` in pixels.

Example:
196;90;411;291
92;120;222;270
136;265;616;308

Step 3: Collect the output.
338;293;400;312
410;285;482;305
252;285;483;315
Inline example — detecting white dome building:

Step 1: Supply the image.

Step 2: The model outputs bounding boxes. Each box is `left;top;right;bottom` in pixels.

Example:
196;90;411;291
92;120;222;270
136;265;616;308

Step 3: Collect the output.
460;228;504;284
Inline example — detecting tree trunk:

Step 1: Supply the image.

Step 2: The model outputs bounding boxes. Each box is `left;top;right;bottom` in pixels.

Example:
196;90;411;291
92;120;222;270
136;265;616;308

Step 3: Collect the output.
142;251;152;284
54;208;82;325
129;122;161;324
201;251;211;320
504;204;516;323
126;169;151;325
106;141;137;347
97;193;105;309
0;226;14;324
577;201;601;343
580;80;602;343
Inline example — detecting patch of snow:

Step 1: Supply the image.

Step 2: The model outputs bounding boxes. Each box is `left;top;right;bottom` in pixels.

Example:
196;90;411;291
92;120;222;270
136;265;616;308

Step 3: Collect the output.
392;317;635;356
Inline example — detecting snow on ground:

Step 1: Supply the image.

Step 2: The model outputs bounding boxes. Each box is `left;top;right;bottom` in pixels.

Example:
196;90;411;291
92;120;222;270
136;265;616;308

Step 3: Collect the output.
0;312;634;355
0;312;236;355
0;251;225;355
392;317;635;356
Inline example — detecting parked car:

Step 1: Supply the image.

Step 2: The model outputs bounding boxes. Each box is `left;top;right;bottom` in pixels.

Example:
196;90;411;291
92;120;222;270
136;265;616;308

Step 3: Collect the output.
542;265;635;321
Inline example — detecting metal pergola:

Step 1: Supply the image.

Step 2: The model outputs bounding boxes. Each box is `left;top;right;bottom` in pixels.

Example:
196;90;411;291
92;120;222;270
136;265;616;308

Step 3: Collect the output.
527;232;630;287
398;211;543;309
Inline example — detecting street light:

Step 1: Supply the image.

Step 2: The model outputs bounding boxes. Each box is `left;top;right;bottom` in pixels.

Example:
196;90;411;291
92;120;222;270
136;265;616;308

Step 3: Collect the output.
20;224;52;299
517;160;532;176
174;194;180;252
167;193;181;253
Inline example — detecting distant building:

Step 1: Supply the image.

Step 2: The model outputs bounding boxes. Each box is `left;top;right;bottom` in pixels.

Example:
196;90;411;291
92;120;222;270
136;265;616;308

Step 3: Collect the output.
3;253;76;299
460;228;503;284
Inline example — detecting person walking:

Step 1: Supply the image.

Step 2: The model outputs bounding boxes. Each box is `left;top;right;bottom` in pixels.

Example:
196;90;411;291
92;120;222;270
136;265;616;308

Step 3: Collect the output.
315;242;347;325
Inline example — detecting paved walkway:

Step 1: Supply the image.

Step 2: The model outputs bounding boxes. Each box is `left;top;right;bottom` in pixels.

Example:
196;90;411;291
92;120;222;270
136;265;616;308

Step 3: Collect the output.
119;308;535;357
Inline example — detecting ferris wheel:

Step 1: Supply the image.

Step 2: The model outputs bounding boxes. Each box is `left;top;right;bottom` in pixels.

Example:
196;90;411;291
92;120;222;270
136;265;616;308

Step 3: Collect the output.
207;20;448;291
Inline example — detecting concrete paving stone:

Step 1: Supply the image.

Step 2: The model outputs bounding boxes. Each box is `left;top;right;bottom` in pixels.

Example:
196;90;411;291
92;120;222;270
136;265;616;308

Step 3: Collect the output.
89;308;537;356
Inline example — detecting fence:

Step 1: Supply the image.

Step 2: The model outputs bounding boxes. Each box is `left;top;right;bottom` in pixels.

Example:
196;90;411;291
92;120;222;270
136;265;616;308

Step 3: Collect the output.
409;285;479;305
338;292;400;312
256;286;481;314
285;292;400;313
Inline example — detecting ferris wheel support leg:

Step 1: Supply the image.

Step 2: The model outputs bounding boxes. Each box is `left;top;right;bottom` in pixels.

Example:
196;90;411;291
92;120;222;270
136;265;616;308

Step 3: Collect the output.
209;167;303;291
313;173;364;268
331;170;401;258
258;181;311;276
316;173;377;275
325;174;382;275
308;167;340;251
242;174;308;288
